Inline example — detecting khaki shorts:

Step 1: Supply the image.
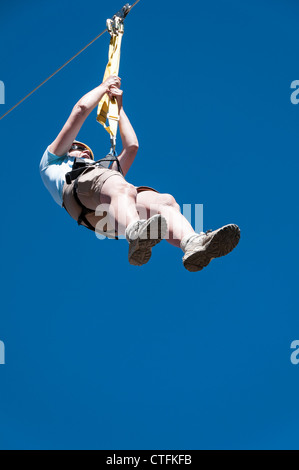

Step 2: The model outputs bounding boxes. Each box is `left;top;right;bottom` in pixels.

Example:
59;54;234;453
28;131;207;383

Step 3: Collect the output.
62;166;158;239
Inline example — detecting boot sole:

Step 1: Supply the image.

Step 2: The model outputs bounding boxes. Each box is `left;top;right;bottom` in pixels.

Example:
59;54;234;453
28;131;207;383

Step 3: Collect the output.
183;224;241;272
129;215;168;266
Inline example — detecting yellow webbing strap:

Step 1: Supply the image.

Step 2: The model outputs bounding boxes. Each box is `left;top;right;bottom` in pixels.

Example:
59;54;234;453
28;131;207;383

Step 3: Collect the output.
96;31;124;137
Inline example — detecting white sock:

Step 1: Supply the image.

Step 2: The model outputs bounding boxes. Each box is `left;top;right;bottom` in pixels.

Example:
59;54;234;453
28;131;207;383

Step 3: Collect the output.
125;219;146;241
180;233;203;252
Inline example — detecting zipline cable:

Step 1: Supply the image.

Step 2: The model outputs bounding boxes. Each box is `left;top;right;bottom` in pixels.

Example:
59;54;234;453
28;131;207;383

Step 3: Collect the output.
0;0;141;121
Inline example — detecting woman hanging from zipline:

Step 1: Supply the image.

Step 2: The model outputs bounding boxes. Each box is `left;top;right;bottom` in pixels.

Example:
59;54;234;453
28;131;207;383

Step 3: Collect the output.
39;75;240;271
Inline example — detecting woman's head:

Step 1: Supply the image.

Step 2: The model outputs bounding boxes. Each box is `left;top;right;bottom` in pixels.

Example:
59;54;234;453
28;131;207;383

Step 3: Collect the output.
68;141;94;160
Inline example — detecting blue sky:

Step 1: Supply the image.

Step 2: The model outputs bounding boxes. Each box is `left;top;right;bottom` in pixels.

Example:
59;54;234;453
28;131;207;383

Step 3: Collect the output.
0;0;299;450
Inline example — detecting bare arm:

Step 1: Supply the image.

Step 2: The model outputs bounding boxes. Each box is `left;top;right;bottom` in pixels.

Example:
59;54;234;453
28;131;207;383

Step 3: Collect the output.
49;76;121;157
109;87;139;176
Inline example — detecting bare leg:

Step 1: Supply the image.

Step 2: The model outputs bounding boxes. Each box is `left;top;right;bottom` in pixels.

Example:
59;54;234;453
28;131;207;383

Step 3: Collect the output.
92;175;141;236
101;179;141;235
136;191;195;248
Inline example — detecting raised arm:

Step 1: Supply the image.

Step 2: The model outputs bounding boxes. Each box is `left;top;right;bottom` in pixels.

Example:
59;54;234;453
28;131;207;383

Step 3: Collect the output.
109;86;139;176
49;76;121;157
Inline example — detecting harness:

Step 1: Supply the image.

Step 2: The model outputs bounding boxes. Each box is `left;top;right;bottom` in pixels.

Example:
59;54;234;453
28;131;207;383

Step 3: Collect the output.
64;154;124;234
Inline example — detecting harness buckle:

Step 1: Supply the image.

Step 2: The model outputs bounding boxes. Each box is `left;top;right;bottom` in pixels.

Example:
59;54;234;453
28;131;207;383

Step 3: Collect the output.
109;135;117;156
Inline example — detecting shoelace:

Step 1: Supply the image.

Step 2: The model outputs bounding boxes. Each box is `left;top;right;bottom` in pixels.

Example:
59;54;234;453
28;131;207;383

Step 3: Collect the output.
135;221;143;232
198;230;212;237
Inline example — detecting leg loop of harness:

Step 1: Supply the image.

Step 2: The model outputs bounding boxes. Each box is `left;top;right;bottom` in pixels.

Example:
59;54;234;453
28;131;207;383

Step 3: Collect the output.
73;180;96;232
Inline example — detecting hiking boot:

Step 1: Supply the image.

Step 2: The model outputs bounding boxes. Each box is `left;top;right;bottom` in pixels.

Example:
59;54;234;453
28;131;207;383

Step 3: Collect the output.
182;224;241;272
126;215;168;266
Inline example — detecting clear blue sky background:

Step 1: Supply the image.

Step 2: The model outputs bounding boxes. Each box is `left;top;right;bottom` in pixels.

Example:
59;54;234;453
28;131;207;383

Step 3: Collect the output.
0;0;299;450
